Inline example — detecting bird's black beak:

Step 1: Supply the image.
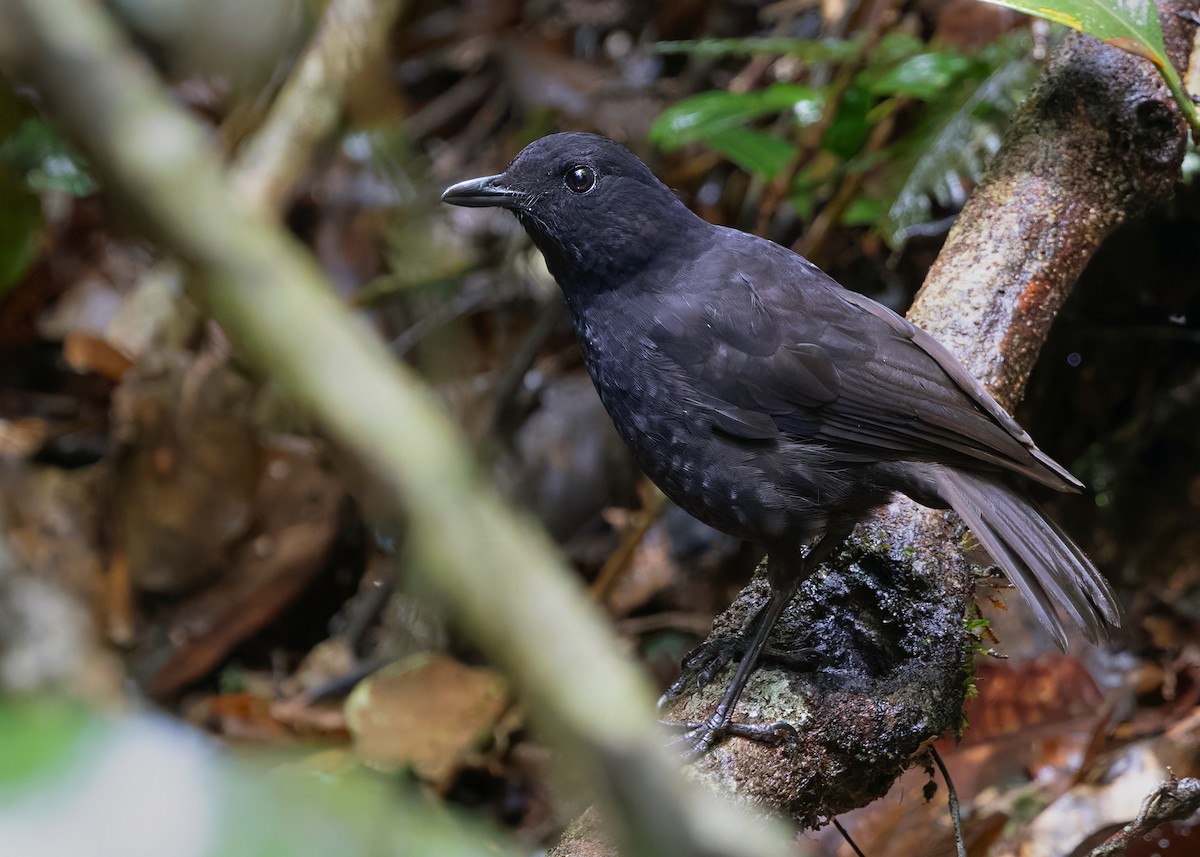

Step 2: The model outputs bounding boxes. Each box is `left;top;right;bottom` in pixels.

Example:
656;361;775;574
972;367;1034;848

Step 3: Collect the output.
441;174;522;209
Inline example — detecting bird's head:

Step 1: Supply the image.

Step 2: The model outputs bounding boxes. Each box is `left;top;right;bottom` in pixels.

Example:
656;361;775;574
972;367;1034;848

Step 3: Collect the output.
442;132;705;287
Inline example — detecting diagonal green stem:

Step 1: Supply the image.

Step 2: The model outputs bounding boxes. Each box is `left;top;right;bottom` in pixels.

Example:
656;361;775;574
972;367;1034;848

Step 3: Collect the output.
1157;61;1200;139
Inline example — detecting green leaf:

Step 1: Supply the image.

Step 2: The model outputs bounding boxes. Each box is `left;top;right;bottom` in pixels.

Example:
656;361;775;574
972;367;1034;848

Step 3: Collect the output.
0;169;42;293
980;0;1167;69
653;36;863;63
869;52;973;100
0;119;96;196
981;0;1200;137
822;82;872;160
650;83;821;150
702;128;795;179
870;32;928;66
878;57;1037;247
841;194;885;226
650;83;816;177
0;700;92;789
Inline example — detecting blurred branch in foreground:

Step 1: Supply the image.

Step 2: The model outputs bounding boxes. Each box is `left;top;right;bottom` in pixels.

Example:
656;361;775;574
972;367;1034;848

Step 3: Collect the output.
0;1;795;855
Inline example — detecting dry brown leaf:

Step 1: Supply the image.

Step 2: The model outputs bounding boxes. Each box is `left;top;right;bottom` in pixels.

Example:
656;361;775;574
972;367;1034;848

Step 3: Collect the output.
189;691;292;742
345;652;509;789
962;655;1104;746
136;442;345;697
62;331;134;381
271;695;350;736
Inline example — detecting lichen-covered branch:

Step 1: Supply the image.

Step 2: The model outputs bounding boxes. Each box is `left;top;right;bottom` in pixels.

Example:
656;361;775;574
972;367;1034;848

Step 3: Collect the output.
0;2;795;856
909;3;1194;398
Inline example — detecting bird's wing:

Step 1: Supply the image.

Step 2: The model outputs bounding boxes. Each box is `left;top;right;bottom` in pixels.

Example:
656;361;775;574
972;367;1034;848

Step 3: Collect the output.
650;252;1080;492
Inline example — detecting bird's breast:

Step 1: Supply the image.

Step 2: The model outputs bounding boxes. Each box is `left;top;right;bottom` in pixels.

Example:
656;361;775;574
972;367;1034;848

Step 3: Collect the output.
569;305;817;543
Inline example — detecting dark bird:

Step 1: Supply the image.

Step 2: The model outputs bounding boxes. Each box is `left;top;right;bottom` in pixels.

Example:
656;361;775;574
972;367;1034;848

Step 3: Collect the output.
442;132;1121;752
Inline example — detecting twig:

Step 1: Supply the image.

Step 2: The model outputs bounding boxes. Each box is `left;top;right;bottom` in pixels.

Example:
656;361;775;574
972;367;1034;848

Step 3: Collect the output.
1087;775;1200;857
1152;55;1200;139
231;0;404;214
832;818;867;857
589;480;665;605
929;746;966;857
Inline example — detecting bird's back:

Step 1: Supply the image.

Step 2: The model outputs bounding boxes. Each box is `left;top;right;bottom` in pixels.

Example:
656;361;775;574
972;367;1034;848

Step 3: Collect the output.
676;227;1083;494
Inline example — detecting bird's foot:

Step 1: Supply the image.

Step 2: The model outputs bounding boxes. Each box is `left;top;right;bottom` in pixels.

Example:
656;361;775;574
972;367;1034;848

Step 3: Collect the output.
661;715;798;760
660;636;744;703
659;635;818;706
760;644;820;671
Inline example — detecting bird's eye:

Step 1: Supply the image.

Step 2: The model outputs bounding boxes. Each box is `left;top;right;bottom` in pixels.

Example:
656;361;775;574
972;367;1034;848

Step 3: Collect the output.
564;165;596;194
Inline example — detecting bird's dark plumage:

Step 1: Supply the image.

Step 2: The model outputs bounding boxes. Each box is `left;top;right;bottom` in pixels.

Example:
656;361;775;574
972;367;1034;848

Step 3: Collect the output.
443;132;1121;750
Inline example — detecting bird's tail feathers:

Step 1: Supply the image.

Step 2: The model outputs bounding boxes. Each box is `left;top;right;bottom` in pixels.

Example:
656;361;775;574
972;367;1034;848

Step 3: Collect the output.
933;468;1122;650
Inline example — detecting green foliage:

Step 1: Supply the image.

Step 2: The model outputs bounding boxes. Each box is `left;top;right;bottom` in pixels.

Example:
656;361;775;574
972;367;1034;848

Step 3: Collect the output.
651;84;822;178
0;700;93;788
983;0;1164;63
0;699;519;857
822;80;874;162
695;128;797;179
0;79;97;295
654;84;821;144
840;194;884;227
651;30;1037;246
961;611;996;725
964;615;991;636
655;36;864;62
868;51;973;101
0;171;42;293
0;119;97;196
0;83;41;294
877;55;1036;247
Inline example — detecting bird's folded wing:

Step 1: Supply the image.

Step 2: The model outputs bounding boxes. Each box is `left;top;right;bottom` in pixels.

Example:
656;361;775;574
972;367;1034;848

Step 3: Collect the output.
650;270;1079;492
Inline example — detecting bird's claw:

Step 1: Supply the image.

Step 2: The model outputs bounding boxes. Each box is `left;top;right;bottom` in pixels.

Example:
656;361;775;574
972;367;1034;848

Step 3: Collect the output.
660;716;798;760
658;637;820;708
663;636;745;702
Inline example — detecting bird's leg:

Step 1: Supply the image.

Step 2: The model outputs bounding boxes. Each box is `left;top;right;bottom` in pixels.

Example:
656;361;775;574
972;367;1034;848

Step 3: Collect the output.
684;599;772;682
666;524;852;758
667;563;799;756
660;610;820;706
661;576;822;704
